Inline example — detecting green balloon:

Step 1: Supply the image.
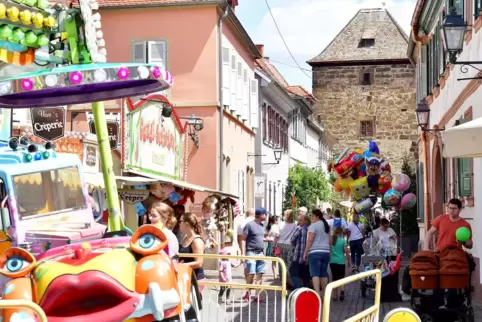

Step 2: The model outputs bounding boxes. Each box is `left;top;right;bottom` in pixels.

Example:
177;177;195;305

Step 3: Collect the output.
22;31;38;46
37;34;49;47
456;227;471;242
0;25;12;40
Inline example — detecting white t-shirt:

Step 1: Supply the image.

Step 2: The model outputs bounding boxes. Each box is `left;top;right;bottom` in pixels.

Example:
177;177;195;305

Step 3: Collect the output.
163;228;179;257
347;222;364;242
277;222;297;244
328;218;348;232
237;216;254;235
373;228;397;248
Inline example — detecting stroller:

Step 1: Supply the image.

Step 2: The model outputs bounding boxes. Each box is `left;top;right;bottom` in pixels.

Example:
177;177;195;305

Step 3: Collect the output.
409;248;475;322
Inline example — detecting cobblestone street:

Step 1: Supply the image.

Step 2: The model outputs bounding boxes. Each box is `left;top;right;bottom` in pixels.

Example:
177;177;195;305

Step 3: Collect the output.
199;260;482;322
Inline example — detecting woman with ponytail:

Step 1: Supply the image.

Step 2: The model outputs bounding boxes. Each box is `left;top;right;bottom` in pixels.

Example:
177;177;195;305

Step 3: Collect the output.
303;208;331;299
179;212;206;288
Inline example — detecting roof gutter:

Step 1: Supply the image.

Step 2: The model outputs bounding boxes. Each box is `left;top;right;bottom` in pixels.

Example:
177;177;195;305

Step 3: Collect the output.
99;0;223;9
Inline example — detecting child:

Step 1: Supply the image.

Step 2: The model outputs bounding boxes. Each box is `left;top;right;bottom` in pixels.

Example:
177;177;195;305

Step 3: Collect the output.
218;248;238;303
330;227;350;301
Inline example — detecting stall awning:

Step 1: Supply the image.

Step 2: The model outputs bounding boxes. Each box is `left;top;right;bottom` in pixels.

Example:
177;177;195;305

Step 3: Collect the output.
124;170;239;198
442;118;482;158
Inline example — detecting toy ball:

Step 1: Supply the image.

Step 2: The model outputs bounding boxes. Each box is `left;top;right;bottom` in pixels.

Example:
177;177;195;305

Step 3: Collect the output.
400;193;417;210
391;173;411;193
349;176;370;201
378;173;393;195
383;189;402;206
168;191;181;203
456;227;471;242
354;198;374;214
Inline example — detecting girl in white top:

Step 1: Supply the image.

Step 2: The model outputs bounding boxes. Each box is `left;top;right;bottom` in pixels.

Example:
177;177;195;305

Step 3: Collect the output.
148;201;179;258
346;213;365;273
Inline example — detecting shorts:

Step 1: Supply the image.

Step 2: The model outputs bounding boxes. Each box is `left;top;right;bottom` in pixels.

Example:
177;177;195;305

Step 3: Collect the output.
308;252;330;278
330;263;346;281
245;251;266;275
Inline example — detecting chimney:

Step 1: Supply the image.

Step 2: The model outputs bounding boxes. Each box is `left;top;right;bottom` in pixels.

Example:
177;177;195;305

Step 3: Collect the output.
256;44;264;57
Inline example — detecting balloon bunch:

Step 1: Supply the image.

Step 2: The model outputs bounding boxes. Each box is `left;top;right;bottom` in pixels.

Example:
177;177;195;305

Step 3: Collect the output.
329;140;416;213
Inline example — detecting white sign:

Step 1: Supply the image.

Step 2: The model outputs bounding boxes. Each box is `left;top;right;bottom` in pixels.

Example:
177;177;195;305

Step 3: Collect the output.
254;174;266;199
126;102;184;179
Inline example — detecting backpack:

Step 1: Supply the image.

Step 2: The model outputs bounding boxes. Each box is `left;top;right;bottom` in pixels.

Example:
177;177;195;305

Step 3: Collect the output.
333;218;342;228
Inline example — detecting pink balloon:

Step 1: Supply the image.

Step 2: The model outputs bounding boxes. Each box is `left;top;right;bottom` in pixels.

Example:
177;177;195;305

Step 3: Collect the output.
400;193;417;210
391;173;411;192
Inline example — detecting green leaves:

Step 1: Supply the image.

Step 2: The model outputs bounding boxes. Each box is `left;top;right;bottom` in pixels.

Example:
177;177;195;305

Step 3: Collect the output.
283;164;332;212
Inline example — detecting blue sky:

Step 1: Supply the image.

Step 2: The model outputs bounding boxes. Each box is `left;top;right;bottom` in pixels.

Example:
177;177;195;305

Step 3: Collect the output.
236;0;417;92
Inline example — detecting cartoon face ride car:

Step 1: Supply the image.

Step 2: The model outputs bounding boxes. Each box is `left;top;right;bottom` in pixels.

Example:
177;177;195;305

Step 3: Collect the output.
0;225;202;322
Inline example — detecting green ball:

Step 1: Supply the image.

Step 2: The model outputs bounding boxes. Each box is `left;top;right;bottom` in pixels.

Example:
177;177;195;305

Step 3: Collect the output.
24;154;33;162
43;151;50;159
456;227;471;242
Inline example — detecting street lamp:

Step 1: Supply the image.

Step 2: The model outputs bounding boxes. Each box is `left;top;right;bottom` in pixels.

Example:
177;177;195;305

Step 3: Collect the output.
264;149;283;165
415;100;444;132
442;7;467;64
178;114;204;148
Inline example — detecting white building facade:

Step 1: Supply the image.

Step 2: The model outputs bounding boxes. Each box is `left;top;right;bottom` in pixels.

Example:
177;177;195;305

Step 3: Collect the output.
408;0;482;301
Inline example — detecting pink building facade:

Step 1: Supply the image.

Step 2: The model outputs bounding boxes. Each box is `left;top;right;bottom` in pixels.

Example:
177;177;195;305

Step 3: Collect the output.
98;0;261;211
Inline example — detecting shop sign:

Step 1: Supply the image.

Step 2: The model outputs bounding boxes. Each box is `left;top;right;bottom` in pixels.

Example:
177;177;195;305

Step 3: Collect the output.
83;143;99;174
30;107;65;141
89;120;119;151
126;101;184;179
254;173;266;199
118;189;150;204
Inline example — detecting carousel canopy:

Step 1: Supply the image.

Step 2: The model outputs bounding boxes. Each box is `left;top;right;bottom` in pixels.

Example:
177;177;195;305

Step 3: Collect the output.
442;118;482;158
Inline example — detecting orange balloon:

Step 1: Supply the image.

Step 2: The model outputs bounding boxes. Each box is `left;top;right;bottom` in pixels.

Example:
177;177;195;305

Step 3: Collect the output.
334;179;343;192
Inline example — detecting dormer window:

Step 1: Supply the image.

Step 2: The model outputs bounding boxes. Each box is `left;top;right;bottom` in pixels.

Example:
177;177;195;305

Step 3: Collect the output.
358;29;376;48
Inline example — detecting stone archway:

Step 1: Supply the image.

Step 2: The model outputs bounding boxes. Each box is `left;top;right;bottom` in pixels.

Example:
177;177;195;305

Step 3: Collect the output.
431;140;444;220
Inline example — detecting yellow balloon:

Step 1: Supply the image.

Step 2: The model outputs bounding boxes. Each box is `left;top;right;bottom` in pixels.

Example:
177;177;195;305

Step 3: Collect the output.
386;312;419;322
354;148;364;155
348;176;370;201
338;177;353;189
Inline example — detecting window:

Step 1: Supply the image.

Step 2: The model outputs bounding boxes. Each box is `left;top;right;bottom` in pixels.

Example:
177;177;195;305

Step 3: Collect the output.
476;0;482;18
448;0;464;16
290;110;306;144
275;113;280;145
133;41;167;66
262;103;267;140
359;120;374;137
361;72;372;85
358;38;375;48
456;108;473;201
13;167;86;219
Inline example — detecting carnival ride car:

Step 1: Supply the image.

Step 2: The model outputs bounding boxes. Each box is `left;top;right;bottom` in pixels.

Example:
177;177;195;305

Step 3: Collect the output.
0;224;201;322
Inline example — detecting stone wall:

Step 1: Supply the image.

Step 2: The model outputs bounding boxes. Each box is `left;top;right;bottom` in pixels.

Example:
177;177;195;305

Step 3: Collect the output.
312;63;418;172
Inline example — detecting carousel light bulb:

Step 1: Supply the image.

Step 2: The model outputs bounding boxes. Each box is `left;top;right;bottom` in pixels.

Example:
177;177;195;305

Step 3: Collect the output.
93;21;101;29
45;74;58;87
0;81;12;95
151;66;161;79
69;71;83;84
93;68;107;82
90;2;99;10
95;54;107;63
96;30;103;39
97;38;105;47
137;66;149;79
117;67;129;80
21;78;34;91
98;48;107;56
92;13;101;21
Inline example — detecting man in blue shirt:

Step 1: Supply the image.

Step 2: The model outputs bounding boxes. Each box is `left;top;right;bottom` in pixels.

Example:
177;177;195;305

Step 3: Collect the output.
290;214;311;289
241;207;267;302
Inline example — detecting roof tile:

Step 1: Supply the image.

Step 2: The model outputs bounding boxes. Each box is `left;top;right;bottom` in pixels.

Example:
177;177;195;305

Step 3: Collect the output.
95;0;209;7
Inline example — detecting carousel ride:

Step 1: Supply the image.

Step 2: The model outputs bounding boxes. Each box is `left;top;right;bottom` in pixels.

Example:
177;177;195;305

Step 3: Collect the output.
0;1;201;321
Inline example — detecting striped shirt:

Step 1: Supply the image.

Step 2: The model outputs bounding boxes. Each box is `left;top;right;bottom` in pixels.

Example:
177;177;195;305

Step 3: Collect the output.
291;224;309;264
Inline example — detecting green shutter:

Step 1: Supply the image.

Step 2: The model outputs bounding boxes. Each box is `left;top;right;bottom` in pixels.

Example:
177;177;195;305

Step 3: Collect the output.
458;158;472;197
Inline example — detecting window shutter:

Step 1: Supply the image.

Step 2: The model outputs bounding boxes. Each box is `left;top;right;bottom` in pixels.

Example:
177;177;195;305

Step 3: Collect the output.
417;163;425;223
230;55;237;114
262;103;267;140
147;41;166;68
236;62;243;116
250;79;259;128
238;170;245;213
458;158;472;197
242;70;249;121
133;41;146;63
222;47;231;108
275;113;280;146
421;45;428;98
442;157;446;203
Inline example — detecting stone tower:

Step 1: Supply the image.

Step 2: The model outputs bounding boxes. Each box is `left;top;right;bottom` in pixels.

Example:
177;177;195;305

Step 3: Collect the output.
308;8;417;172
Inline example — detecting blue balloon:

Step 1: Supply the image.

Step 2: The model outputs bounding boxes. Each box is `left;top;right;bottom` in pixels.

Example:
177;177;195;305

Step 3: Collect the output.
169;192;181;203
362;150;372;159
134;202;147;216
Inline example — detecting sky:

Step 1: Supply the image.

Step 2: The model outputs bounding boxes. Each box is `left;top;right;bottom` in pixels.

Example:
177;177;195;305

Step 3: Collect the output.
236;0;417;92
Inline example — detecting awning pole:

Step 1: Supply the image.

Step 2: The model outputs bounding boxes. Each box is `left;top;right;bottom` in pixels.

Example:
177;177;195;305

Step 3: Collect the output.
92;101;124;232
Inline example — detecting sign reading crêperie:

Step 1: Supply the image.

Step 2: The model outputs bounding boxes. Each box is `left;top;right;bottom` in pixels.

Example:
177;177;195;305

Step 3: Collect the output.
89;120;119;151
30;107;65;141
126;101;184;179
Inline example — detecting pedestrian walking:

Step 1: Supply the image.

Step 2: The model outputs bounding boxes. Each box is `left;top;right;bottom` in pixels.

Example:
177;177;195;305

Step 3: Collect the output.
289;213;311;289
330;227;350;301
218;247;240;304
347;213;365;273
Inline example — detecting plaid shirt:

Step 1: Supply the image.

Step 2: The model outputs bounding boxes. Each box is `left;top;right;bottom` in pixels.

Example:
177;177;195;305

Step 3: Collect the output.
291;224;309;264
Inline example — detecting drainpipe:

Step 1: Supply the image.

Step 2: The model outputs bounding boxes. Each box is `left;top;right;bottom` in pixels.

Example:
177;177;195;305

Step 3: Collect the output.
218;3;229;192
421;132;431;235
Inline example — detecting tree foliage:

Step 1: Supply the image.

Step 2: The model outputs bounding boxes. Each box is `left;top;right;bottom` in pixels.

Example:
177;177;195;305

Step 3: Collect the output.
283;163;332;212
401;156;419;236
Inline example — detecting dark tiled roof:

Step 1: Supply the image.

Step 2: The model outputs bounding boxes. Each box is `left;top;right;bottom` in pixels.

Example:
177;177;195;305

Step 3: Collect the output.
308;8;409;64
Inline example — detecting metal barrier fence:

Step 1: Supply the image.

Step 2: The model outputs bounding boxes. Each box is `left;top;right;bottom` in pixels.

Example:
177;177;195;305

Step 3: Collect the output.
0;299;48;322
178;253;287;322
323;269;381;322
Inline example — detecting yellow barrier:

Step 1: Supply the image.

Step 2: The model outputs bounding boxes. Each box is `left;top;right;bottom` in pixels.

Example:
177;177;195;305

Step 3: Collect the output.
323;269;381;322
0;300;48;322
178;253;287;322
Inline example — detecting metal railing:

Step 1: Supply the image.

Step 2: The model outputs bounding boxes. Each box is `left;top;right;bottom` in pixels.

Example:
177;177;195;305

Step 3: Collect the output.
323;269;381;322
0;299;47;322
178;253;287;322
